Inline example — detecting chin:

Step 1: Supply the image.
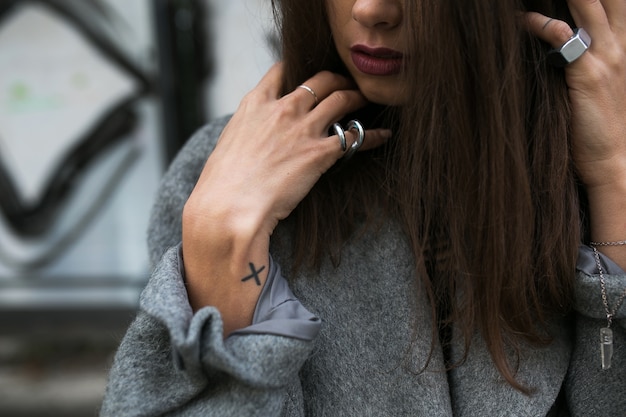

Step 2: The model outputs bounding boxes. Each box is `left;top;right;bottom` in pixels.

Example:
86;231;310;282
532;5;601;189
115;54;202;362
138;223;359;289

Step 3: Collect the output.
362;90;407;106
357;80;407;106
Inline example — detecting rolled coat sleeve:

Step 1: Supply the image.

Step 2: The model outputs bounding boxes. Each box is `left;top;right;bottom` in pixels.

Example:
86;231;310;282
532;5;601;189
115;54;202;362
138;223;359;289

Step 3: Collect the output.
100;118;319;416
100;244;319;416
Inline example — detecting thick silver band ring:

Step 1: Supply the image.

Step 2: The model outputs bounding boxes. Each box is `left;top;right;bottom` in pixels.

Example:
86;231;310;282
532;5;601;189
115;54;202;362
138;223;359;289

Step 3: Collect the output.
297;84;319;105
332;123;347;151
547;28;591;67
343;120;365;160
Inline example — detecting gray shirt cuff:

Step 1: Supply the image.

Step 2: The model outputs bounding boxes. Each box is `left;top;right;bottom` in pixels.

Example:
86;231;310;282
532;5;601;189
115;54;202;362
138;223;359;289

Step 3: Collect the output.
577;244;626;276
176;244;320;341
575;245;626;322
230;255;321;341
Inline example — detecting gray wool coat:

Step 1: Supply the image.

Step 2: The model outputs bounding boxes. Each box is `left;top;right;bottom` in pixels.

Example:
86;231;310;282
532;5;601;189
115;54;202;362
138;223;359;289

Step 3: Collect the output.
100;117;626;416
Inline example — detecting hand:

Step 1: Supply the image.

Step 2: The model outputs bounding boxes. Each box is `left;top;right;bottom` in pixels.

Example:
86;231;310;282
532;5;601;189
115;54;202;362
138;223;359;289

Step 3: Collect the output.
526;1;626;266
525;0;626;189
182;64;390;335
189;63;391;237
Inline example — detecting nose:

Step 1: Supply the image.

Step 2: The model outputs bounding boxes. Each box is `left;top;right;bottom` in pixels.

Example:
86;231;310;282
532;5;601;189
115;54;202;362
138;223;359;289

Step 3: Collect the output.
352;0;402;30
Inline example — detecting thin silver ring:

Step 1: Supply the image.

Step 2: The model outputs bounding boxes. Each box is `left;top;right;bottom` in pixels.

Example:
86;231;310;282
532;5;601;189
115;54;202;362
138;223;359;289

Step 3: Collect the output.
547;28;591;67
297;84;319;105
343;120;365;159
332;123;347;151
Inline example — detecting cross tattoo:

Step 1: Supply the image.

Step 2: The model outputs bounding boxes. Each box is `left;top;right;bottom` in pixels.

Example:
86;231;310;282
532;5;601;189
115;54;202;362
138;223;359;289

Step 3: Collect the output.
241;262;265;286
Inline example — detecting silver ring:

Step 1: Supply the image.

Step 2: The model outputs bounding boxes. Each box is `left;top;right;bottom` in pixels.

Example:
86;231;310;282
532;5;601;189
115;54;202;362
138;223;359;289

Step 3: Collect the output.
332;123;347;151
547;28;591;67
297;84;319;105
343;120;365;159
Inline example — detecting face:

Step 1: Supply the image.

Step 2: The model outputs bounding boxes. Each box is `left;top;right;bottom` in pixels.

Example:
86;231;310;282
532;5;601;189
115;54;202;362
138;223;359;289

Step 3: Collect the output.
326;0;406;105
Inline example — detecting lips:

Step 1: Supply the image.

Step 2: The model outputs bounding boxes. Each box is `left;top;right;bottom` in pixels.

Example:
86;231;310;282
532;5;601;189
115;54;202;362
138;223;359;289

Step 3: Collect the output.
350;45;404;76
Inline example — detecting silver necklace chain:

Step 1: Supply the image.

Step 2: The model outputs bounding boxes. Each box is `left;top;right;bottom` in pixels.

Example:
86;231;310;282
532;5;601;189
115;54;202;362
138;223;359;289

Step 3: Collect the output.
590;245;626;370
592;246;626;327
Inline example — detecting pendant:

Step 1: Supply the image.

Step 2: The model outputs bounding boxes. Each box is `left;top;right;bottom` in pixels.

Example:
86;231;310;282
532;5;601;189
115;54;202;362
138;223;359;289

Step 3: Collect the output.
600;327;614;370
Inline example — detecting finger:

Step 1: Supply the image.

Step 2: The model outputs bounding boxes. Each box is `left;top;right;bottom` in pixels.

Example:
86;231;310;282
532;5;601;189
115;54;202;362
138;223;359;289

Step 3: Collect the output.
288;71;356;112
566;0;610;37
308;89;370;133
352;128;392;152
524;12;575;48
254;62;285;100
321;128;391;160
599;0;626;30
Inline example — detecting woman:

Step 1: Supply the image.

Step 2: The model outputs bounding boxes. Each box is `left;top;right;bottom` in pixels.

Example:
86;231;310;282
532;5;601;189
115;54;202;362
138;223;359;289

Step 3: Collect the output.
101;0;626;415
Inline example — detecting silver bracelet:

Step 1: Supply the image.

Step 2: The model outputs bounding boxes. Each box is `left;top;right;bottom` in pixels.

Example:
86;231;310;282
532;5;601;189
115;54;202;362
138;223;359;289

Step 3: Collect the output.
589;240;626;246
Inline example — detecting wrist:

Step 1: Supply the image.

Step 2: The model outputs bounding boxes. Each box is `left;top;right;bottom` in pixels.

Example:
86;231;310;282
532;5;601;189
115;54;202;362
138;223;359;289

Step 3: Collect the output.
584;175;626;271
577;152;626;190
586;181;626;238
182;200;271;275
181;200;271;334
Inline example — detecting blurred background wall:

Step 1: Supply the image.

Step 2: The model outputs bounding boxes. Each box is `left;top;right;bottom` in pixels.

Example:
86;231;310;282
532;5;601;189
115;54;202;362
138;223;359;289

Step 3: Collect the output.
0;1;274;415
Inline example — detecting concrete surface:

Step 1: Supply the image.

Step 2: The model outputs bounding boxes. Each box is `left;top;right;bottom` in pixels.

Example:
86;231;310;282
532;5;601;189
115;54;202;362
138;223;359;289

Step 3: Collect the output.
0;310;132;417
0;1;274;416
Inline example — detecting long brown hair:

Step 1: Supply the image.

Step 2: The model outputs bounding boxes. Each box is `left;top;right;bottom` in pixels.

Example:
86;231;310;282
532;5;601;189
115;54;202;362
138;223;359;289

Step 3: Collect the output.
271;0;581;392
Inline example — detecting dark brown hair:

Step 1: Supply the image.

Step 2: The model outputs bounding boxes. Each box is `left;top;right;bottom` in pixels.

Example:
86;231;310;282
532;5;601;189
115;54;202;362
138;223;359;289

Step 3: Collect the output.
271;0;581;392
